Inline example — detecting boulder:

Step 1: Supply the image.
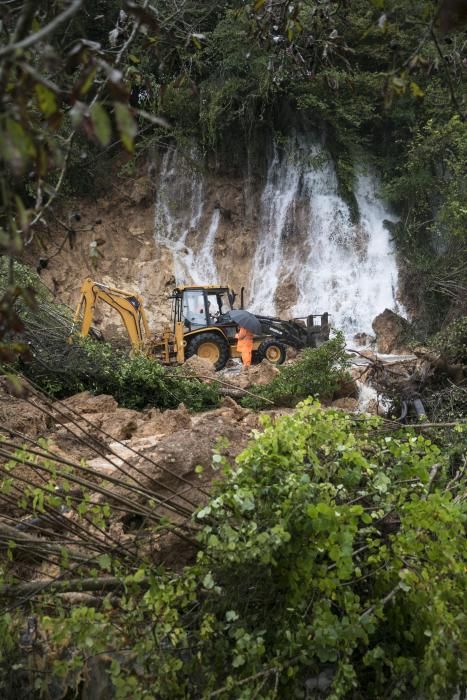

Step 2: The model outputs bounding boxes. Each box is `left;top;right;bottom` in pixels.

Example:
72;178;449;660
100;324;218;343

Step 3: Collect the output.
134;403;192;438
331;397;358;412
352;332;375;347
183;355;217;381
333;377;359;400
0;393;49;438
372;309;410;354
57;392;118;415
247;360;280;386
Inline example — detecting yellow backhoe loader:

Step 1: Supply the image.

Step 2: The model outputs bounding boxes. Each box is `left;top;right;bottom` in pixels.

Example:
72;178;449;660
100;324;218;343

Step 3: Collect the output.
72;278;329;370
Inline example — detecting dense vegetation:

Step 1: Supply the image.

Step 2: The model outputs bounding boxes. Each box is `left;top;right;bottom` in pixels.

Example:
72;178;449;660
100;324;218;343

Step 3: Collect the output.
0;4;465;699
1;402;465;698
242;333;350;409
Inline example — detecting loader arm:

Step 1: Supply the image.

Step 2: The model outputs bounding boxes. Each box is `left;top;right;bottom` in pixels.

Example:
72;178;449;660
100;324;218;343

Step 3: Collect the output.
72;278;151;351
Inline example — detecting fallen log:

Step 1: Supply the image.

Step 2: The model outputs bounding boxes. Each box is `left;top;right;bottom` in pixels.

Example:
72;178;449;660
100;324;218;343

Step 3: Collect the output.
0;575;126;598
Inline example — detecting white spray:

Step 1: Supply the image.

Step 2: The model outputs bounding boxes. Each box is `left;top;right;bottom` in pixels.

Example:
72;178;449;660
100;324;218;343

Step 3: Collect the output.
154;147;219;285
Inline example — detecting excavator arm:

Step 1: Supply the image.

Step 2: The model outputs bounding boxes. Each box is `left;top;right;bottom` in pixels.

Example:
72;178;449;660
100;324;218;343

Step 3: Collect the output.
71;278;151;351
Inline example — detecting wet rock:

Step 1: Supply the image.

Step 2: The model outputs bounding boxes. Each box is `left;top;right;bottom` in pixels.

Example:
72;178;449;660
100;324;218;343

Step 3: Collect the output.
352;332;375;347
372;309;410;354
364;399;382;415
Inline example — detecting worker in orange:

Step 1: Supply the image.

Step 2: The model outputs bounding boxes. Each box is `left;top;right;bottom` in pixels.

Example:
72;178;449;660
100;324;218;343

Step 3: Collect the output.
235;326;254;367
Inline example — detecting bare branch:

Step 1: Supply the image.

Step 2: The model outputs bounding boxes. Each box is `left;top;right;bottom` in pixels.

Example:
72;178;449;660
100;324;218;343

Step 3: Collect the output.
0;0;84;60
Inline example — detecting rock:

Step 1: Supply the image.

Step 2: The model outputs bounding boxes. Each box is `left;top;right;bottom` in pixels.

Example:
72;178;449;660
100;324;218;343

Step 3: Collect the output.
248;360;280;386
98;406;259;506
128;225;146;237
364;399;382;415
333;377;359;399
100;408;141;440
0;393;49;438
331;397;358;412
129;176;152;206
220;396;250;421
230;360;279;389
58;392;118;416
183;355;218;380
372;309;410;354
352;332;375;347
134;403;192;438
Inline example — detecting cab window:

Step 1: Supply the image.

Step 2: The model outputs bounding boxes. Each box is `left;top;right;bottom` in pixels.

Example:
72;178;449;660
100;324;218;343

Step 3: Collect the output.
183;290;206;327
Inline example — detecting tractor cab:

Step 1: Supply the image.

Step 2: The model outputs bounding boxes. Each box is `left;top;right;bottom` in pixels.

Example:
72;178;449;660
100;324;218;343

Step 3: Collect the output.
170;286;237;333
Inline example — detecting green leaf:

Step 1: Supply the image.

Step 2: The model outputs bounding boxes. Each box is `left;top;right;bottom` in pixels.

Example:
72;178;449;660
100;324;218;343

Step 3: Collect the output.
203;572;215;589
410;82;425;98
35;84;58;117
232;654;245;668
97;553;112;571
90;103;112;146
373;472;390;494
79;67;97;96
114;102;137;152
133;567;145;583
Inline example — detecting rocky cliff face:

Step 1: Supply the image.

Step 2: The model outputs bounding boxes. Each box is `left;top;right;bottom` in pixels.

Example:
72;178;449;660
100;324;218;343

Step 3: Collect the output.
26;135;406;342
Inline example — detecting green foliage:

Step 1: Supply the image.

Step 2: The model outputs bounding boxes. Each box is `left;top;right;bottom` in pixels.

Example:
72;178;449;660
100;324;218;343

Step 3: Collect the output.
429;316;467;364
6;401;464;698
23;335;220;412
242;333;350;408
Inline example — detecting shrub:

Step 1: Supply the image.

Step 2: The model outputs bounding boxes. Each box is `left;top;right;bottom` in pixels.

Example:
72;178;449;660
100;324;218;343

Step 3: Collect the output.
8;402;464;699
22;336;220;411
429;316;467;365
241;332;350;409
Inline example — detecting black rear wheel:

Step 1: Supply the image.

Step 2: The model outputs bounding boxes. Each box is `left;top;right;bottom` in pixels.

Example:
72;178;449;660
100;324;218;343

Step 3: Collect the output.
185;332;230;370
257;339;287;365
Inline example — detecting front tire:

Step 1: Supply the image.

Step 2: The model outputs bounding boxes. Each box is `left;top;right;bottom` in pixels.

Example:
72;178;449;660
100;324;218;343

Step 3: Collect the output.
257;339;287;365
185;332;230;371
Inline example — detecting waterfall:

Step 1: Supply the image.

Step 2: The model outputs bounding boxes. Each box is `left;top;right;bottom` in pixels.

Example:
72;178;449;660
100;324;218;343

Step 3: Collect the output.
154;147;219;285
250;135;402;335
153;138;403;337
249;143;301;315
189;209;220;285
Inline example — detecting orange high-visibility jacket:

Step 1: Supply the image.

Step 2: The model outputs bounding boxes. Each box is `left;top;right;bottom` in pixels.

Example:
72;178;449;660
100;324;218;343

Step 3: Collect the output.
235;327;254;351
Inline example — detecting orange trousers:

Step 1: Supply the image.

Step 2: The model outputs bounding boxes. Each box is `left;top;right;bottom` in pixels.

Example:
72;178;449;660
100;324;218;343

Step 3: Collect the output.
240;348;252;367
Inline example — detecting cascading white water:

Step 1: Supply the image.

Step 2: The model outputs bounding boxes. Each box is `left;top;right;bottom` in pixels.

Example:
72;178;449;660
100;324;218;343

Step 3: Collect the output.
250;135;403;335
153;138;403;337
190;209;220;285
154;147;219;285
249;144;301;315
